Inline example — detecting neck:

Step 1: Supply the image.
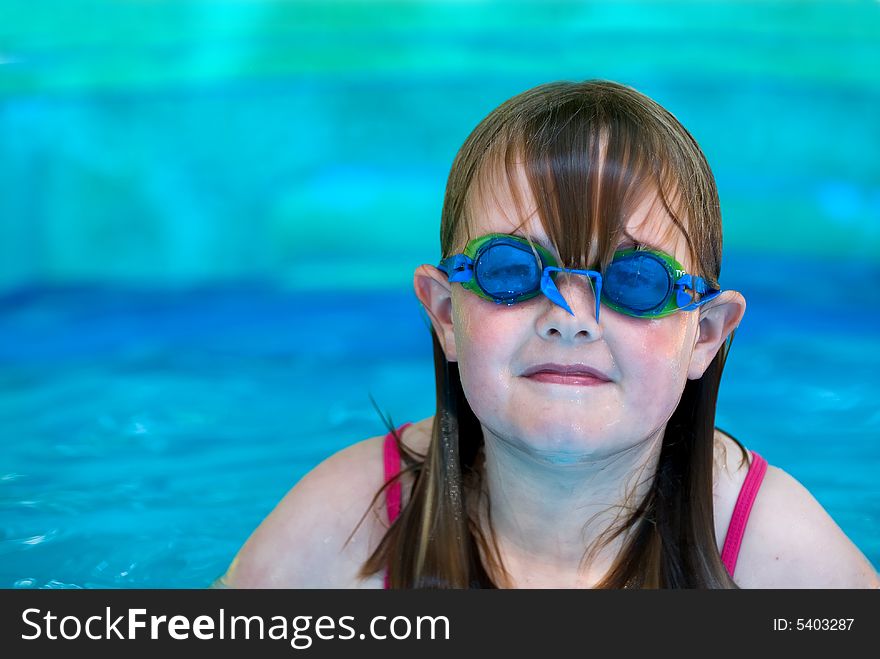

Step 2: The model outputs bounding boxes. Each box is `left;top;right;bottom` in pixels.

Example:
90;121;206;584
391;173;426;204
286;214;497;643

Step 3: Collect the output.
473;424;665;588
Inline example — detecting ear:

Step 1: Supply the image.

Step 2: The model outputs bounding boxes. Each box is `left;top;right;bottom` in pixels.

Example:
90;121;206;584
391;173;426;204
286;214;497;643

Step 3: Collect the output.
413;264;458;362
687;290;746;380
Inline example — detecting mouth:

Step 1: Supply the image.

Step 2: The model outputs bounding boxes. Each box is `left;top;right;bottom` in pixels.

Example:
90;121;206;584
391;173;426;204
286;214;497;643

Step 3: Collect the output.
521;363;613;386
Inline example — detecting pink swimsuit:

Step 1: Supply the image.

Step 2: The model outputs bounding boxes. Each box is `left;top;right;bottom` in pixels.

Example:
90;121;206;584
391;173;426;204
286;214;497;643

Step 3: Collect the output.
382;424;767;587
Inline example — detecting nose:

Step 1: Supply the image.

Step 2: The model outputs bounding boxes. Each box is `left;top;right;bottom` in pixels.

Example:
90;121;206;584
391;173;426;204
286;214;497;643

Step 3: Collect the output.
536;270;604;342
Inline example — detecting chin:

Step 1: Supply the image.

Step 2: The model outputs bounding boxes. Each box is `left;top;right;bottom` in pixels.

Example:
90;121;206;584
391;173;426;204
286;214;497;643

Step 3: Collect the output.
516;421;616;458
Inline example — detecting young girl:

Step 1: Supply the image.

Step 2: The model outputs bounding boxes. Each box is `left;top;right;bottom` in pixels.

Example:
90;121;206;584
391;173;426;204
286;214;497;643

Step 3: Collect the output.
219;80;879;589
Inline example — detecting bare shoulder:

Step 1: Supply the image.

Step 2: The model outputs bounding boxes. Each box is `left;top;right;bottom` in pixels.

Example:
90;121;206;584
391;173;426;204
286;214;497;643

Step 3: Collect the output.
713;432;880;588
219;429;398;588
217;417;434;589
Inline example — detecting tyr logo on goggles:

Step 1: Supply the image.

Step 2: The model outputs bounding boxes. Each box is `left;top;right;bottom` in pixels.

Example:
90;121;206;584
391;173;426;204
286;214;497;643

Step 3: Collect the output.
437;233;721;321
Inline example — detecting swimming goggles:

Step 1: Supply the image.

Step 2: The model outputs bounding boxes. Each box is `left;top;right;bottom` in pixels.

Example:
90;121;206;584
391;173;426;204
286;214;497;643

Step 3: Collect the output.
437;233;721;321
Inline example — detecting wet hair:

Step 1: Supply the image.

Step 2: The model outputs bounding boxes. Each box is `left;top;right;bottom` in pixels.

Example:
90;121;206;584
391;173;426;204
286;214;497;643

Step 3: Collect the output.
359;79;747;588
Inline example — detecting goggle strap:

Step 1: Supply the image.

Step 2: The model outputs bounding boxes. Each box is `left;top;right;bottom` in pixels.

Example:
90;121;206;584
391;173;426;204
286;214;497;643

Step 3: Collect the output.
439;254;474;283
678;288;721;311
675;274;721;311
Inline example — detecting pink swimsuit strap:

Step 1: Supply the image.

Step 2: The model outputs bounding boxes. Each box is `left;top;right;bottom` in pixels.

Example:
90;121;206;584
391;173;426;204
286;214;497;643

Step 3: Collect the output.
382;423;411;589
720;450;768;578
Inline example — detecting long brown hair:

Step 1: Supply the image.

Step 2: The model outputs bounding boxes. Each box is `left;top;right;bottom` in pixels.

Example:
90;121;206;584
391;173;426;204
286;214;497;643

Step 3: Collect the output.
360;80;748;588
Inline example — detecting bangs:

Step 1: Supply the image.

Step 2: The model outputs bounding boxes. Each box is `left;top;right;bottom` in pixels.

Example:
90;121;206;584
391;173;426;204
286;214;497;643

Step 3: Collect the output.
444;81;721;285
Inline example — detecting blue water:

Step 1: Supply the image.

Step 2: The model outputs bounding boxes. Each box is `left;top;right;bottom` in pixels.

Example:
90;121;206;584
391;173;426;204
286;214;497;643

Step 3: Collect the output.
1;251;878;588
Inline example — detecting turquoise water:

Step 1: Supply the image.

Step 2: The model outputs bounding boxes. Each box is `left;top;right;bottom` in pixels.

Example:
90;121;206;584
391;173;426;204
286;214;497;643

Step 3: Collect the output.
1;250;878;588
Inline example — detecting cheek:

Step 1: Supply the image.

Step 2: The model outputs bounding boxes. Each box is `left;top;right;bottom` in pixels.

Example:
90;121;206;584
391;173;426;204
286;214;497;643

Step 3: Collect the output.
640;320;691;378
451;294;487;375
619;316;695;413
450;295;520;409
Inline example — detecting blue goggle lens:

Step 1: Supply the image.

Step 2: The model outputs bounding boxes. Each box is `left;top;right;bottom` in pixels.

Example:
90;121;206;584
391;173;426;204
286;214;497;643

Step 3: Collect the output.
475;242;542;300
603;252;672;313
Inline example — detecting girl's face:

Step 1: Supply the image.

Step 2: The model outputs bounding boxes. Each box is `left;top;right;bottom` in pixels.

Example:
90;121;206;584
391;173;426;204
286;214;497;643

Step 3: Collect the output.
443;178;706;461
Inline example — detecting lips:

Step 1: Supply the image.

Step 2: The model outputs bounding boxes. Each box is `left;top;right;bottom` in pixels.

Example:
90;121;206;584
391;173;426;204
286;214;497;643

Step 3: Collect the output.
521;363;612;383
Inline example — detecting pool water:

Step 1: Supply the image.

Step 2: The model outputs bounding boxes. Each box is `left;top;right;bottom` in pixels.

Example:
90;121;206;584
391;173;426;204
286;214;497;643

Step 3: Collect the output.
1;251;878;588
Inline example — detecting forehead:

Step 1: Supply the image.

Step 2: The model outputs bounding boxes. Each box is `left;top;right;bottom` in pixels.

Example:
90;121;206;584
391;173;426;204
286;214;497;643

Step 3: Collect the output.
465;163;693;269
619;193;691;264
